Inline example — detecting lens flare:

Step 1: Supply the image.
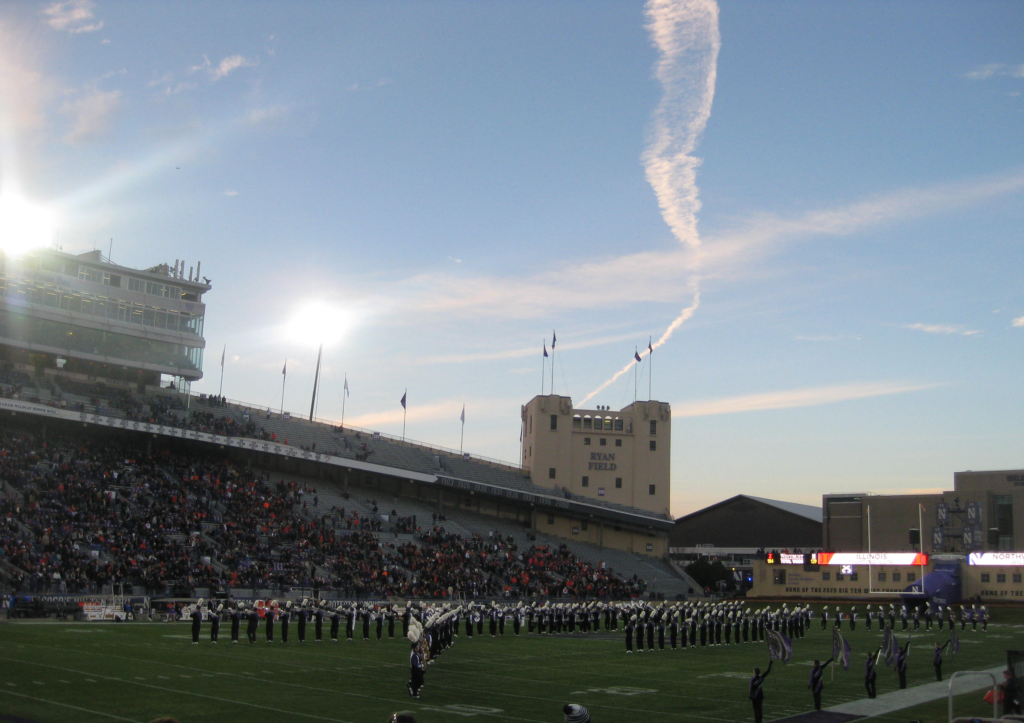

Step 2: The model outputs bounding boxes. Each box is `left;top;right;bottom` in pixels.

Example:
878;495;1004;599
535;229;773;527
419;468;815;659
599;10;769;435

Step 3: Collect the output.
285;302;356;347
0;193;57;254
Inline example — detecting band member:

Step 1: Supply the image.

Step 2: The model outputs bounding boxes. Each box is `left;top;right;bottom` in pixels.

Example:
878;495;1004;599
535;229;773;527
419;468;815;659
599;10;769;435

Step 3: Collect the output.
750;661;773;723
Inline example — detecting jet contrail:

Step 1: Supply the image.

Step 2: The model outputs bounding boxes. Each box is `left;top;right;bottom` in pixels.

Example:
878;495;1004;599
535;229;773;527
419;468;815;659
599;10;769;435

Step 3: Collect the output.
582;0;719;404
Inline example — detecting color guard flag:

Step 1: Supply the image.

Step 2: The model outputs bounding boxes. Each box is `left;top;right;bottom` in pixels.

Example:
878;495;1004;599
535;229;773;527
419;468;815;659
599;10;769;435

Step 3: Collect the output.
400;392;407;409
832;627;852;671
766;629;792;663
949;626;959;656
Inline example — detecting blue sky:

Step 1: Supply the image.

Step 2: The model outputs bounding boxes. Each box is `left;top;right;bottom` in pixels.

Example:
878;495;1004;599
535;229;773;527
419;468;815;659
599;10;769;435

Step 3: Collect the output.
0;0;1021;516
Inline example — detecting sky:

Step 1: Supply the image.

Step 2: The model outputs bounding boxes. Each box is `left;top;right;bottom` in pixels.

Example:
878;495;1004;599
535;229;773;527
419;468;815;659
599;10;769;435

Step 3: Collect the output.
0;0;1021;517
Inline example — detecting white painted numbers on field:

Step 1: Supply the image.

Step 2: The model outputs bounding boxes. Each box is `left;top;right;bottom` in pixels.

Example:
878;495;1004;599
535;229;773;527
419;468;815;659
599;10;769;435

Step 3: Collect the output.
419;704;504;717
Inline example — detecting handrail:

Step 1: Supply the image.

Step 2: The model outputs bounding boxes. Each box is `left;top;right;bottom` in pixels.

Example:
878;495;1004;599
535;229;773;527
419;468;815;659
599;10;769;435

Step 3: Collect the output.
948;670;998;723
189;394;523;471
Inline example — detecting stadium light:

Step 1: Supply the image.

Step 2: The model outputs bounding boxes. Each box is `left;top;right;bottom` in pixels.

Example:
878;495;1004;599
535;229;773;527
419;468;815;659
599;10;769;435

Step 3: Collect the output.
0;192;57;255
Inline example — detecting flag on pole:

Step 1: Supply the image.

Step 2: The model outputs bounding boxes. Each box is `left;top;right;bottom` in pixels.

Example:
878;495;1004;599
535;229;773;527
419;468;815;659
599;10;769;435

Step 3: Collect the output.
220;344;226;368
282;360;287;377
766;629;792;663
460;405;465;424
881;625;898;666
400;392;407;409
649;338;653;354
832;627;852;671
543;342;548;358
634;349;642;363
948;626;959;656
552;330;556;349
344;376;350;397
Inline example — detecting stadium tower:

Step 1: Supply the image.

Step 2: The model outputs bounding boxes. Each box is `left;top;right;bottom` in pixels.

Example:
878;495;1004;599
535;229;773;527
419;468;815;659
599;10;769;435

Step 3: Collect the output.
0;248;210;395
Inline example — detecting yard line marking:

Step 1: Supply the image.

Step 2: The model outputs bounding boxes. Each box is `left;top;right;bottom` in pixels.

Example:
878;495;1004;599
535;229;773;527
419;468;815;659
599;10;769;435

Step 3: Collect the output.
6;658;359;723
0;689;142;722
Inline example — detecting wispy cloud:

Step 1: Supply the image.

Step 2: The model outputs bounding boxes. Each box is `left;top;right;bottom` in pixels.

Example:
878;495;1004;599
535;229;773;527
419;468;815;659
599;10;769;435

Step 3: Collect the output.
246;104;289;126
794;335;862;342
61;89;122;144
212;54;257;81
672;381;940;418
963;63;1024;80
903;323;980;336
223;190;238;197
43;0;104;33
1012;316;1024;327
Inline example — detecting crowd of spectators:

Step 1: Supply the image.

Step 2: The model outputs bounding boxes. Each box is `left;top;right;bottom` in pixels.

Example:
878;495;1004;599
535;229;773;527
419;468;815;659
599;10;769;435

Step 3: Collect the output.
0;425;646;601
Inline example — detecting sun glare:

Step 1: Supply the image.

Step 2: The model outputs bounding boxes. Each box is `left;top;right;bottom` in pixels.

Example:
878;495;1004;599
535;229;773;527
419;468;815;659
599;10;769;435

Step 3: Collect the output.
0;193;57;255
285;302;356;347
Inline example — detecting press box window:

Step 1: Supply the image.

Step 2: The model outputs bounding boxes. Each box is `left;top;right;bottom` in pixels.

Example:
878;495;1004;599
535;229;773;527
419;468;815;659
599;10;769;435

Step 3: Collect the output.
550;414;558;431
615;439;622;447
821;572;830;581
584;438;591;445
649;440;656;451
849;572;858;581
877;572;886;582
981;573;990;582
581;476;589;487
892;572;901;582
599;438;607;446
648;484;655;495
615;478;622;489
998;573;1007;583
835;573;844;581
650;420;657;435
548;468;556;479
773;569;786;585
907;573;916;583
1015;573;1022;584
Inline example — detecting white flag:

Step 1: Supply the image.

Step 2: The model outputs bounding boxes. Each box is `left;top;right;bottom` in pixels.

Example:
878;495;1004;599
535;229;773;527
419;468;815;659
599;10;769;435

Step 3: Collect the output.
460;405;465;424
344;376;350;397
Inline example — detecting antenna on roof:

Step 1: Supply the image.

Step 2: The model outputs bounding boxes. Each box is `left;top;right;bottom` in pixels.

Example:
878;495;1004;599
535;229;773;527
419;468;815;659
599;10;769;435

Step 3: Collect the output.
108;238;112;263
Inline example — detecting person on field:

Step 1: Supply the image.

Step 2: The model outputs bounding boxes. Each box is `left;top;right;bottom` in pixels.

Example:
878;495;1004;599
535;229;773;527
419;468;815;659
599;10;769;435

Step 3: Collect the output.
190;599;203;644
808;658;834;710
749;661;773;723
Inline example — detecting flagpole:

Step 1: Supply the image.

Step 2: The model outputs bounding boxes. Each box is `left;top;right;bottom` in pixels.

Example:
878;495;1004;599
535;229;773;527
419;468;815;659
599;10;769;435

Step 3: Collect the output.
460;406;465;455
550;330;555;395
541;341;546;396
648;337;652;401
309;343;323;422
634;347;638;404
402;388;407;441
280;359;287;415
218;343;225;398
341;373;347;429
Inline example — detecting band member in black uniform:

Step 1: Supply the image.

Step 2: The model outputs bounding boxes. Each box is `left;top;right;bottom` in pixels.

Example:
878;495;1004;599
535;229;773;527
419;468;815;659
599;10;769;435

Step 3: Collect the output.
376;608;384;640
190;601;203;644
808;658;834;710
476;608;484;636
362;608;371;640
821;606;829;631
657;616;666;650
513;607;521;635
330;606;341;641
280;603;291;643
403;606;412;638
314;602;325;642
635;615;645;652
934;640;950;681
296;603;307;642
625;616;634;653
865;648;880;698
230;604;241;643
465;607;474;637
669;616;678;649
489;606;498;637
247;605;259;643
265;601;276;642
647;616;655;650
750;661;772;723
346;606;356;641
896;639;911;688
689;616;697;647
210;604;221;643
408;636;425;699
699;615;708;648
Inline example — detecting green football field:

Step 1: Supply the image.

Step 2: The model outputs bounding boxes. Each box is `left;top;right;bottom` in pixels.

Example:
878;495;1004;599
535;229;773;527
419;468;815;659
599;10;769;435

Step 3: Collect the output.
1;609;1022;723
